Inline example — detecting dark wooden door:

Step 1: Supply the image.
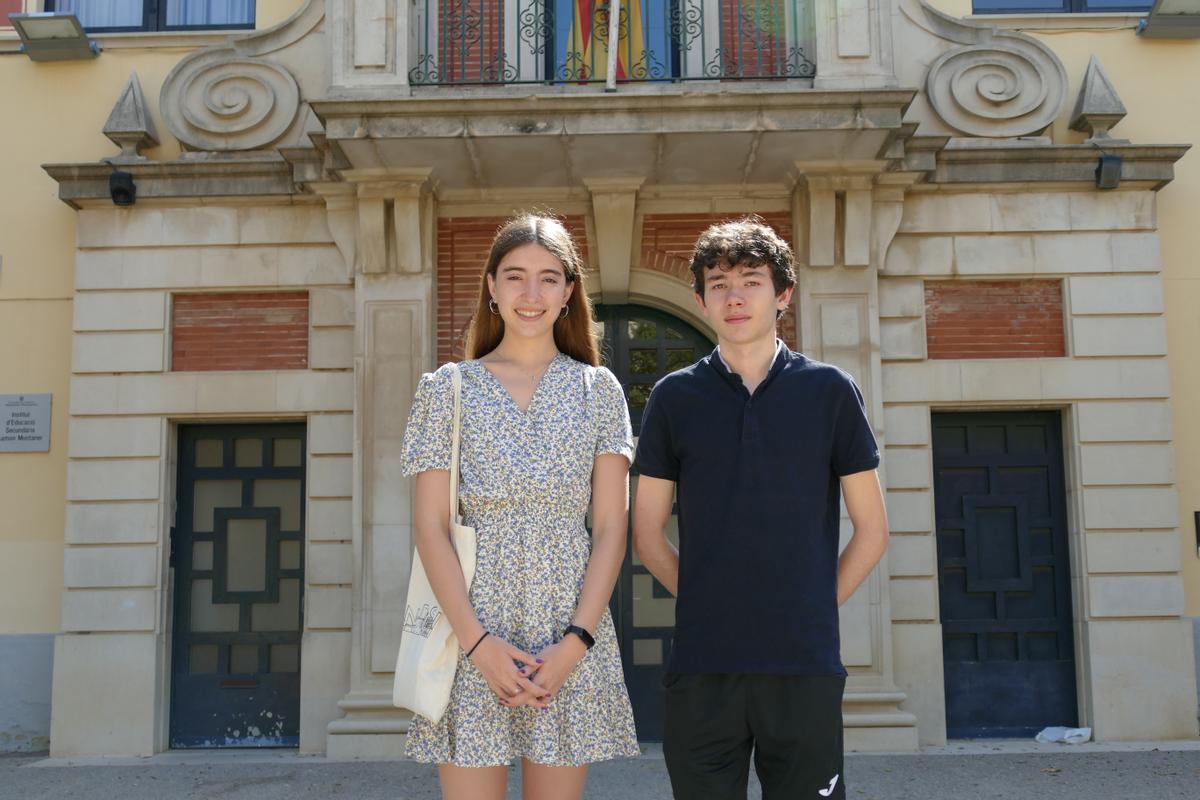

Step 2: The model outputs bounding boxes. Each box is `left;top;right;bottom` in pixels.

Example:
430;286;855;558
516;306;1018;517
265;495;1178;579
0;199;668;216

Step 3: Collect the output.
932;411;1077;738
594;304;712;742
170;424;306;748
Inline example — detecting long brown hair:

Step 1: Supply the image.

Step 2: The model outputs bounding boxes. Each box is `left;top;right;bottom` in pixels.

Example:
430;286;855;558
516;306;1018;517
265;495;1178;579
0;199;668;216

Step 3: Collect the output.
465;213;599;366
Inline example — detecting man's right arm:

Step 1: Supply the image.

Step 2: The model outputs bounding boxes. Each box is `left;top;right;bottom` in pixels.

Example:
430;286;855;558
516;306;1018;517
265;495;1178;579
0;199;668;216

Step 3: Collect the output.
632;475;679;596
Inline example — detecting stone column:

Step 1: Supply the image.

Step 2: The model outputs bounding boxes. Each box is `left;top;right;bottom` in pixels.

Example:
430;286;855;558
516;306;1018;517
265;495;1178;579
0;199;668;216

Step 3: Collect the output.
793;167;917;751
325;170;436;759
812;0;897;90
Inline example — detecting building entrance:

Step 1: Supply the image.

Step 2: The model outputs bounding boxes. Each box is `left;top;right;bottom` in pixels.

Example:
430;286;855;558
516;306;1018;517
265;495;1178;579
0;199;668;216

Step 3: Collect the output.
170;424;306;748
932;411;1077;738
594;304;712;741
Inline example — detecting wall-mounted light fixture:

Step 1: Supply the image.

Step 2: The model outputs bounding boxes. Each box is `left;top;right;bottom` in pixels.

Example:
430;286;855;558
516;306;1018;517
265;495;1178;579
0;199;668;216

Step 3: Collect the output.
109;171;136;207
8;13;99;62
1095;154;1123;190
1138;0;1200;38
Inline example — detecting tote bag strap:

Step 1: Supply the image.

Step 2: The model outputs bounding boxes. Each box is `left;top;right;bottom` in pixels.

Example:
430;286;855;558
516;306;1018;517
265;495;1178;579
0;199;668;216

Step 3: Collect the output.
448;363;463;526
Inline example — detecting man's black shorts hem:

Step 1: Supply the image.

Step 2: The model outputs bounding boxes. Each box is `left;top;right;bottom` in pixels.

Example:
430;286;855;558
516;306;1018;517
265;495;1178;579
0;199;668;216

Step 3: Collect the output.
662;673;846;800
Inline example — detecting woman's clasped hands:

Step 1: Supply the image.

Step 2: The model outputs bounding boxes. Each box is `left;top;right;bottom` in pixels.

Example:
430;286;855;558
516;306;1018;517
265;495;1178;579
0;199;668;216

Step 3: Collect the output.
466;632;587;710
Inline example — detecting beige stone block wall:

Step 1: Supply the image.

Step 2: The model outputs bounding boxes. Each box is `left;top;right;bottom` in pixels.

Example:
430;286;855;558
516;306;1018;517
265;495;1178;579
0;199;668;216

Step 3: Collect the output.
68;417;163;459
880;188;1195;743
1076;401;1174;442
73;291;168;332
53;200;355;756
300;630;352;754
63;547;158;589
1086;621;1198;740
892;623;947;745
65;502;162;546
50;633;164;756
1071;317;1168;357
0;0;314;750
1085;532;1182;574
309;499;353;542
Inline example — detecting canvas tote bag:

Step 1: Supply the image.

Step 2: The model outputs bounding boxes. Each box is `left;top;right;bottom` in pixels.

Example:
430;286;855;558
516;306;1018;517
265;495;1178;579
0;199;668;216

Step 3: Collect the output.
392;364;478;722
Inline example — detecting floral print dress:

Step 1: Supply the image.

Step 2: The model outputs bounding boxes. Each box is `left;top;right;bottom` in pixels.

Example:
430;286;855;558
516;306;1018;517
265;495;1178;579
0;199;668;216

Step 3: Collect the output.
399;352;641;767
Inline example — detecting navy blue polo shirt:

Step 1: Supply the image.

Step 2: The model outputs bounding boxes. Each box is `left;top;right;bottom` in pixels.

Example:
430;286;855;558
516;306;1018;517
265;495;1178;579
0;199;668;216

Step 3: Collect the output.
633;345;880;675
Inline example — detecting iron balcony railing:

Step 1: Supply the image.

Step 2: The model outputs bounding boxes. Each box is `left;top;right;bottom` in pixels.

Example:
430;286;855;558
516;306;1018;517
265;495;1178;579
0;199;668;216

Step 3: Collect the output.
409;0;816;86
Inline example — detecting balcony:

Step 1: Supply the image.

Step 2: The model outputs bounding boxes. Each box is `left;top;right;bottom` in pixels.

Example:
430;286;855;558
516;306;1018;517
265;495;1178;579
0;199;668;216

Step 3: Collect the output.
408;0;817;86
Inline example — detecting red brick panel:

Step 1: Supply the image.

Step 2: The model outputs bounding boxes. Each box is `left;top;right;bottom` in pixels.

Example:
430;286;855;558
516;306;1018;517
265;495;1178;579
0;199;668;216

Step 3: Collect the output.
925;280;1065;360
436;217;590;364
719;0;788;78
172;292;309;371
1;0;24;27
641;212;797;350
438;0;504;84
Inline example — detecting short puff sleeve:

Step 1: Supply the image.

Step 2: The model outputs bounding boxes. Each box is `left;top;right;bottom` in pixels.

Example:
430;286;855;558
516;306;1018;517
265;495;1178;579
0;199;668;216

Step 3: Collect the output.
589;366;634;463
400;364;456;476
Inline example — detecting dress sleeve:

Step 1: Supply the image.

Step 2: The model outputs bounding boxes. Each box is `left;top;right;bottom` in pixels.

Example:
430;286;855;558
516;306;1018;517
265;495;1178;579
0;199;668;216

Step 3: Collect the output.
591;366;634;463
400;365;456;476
832;371;881;477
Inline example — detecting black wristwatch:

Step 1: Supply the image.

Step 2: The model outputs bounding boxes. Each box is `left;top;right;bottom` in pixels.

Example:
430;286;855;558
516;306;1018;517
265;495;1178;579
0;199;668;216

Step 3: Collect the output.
564;624;595;650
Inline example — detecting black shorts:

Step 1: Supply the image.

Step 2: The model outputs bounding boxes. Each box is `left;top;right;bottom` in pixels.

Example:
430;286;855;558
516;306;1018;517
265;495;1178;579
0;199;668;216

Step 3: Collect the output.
662;673;846;800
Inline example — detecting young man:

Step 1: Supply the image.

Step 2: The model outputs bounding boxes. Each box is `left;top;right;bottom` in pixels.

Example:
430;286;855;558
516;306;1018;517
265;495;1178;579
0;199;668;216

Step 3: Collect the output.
632;218;890;800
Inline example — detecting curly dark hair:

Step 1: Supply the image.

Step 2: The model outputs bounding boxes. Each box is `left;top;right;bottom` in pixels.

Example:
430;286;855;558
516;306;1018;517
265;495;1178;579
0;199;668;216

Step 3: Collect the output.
689;216;797;298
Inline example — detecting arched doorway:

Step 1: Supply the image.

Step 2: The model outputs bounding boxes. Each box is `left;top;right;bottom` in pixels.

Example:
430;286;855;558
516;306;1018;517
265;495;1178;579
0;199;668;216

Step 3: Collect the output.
593;304;713;741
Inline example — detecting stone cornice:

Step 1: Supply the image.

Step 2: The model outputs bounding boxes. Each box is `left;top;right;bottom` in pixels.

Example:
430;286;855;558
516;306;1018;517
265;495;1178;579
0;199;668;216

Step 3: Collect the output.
41;124;1188;204
932;142;1191;189
42;155;295;209
311;86;920;127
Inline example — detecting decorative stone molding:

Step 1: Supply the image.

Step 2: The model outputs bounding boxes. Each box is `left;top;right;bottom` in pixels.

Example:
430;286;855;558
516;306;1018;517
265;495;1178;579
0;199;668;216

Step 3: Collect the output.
900;0;1067;138
164;58;302;151
795;165;895;269
585;178;643;305
312;183;360;278
1070;56;1129;144
329;0;411;92
339;169;434;276
812;0;898;89
103;73;159;163
159;0;326;152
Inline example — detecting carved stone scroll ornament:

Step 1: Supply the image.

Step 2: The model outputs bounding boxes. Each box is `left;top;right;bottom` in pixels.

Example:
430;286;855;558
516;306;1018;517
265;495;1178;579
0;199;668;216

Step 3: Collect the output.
904;0;1067;138
159;0;324;152
163;57;301;151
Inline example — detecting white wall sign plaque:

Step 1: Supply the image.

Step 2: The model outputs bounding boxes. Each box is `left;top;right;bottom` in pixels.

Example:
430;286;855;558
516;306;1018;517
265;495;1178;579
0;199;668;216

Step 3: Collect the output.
0;394;51;453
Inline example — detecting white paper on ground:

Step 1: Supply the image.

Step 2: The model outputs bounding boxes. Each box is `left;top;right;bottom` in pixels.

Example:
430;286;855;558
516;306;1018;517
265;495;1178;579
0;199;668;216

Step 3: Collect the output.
1035;726;1093;744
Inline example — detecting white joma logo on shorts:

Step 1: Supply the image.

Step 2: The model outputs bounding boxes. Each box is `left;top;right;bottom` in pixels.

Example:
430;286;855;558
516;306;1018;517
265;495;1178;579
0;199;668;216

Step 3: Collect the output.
818;774;839;796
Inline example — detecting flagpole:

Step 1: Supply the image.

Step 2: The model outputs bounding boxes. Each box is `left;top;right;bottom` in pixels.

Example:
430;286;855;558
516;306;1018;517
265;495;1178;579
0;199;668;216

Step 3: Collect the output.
605;0;620;91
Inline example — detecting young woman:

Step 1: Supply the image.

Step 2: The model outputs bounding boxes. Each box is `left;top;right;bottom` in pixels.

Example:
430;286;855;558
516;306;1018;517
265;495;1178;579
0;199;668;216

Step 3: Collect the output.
400;214;640;799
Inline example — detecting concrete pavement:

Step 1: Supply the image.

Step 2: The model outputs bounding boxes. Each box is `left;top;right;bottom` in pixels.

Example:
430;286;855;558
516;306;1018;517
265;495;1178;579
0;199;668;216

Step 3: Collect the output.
3;740;1199;799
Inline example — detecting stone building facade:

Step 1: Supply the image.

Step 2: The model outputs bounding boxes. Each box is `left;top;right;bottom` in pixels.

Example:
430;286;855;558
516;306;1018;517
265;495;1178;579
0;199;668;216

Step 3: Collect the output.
7;0;1197;755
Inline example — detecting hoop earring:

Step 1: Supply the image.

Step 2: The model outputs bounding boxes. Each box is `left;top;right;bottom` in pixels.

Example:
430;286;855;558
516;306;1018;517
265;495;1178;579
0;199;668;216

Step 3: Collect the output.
559;305;570;319
489;299;499;315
